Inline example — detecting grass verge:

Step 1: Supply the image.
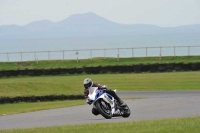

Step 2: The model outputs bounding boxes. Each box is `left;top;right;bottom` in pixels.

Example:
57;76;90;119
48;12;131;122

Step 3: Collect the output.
0;100;85;116
0;116;199;133
0;71;200;97
0;56;200;70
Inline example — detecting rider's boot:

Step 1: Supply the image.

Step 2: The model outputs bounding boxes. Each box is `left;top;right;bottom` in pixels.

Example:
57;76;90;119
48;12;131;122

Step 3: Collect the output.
117;99;126;107
108;90;126;107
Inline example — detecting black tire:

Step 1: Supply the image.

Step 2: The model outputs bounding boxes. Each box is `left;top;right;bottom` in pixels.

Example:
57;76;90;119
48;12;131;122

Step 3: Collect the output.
92;108;99;116
95;100;112;119
121;105;131;118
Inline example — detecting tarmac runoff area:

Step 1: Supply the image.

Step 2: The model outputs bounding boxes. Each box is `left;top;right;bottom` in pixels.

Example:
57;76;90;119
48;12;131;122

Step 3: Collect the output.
0;90;200;130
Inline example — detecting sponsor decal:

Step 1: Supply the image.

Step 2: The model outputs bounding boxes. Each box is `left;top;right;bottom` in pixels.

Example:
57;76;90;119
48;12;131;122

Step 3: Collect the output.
104;94;113;104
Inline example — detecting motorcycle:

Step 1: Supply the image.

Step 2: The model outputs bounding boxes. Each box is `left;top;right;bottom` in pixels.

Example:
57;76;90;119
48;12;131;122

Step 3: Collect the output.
87;87;131;119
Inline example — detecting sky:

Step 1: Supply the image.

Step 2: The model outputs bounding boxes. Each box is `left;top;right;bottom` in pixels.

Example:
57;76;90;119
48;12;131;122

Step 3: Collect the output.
0;0;200;27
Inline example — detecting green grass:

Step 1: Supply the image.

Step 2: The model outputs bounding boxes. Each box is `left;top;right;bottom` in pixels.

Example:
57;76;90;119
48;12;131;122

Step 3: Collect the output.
0;71;200;97
0;116;199;133
0;57;199;132
0;56;200;70
0;100;85;116
1;71;199;115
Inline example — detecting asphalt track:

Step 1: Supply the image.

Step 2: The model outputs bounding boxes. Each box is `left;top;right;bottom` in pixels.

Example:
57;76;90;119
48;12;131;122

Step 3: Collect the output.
0;91;200;130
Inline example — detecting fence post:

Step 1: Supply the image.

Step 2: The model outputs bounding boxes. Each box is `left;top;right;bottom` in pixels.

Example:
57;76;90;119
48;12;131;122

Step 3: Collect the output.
63;50;65;60
117;48;120;61
117;48;119;61
174;46;176;56
160;47;162;55
146;47;148;57
7;53;9;62
132;48;134;57
20;52;22;62
90;49;92;60
48;51;50;61
159;47;162;60
76;51;79;63
104;49;106;59
188;46;190;56
34;51;36;61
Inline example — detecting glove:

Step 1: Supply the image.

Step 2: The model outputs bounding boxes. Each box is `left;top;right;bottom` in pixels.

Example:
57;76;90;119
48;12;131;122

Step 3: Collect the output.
84;89;89;98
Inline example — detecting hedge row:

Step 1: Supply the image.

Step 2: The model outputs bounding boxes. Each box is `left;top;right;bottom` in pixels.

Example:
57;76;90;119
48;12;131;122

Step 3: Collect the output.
0;94;85;104
0;62;200;77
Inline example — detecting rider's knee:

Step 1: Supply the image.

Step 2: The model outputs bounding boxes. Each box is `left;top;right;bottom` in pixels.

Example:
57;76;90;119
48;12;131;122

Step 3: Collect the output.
106;89;115;95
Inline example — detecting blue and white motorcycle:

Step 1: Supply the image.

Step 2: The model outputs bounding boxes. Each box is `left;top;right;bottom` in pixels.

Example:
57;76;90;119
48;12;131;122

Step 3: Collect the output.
87;87;131;119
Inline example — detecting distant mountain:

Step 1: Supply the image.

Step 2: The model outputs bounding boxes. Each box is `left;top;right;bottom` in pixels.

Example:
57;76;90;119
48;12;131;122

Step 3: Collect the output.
58;12;118;25
24;19;57;31
0;12;200;39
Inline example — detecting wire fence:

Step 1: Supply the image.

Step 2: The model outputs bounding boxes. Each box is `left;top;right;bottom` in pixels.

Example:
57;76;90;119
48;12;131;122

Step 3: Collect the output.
0;45;200;62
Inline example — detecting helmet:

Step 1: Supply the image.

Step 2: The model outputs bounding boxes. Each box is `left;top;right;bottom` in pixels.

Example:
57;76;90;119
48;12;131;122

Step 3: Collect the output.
83;78;93;89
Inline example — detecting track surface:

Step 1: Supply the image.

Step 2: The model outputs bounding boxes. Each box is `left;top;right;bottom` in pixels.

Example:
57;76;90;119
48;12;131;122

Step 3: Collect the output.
0;91;200;130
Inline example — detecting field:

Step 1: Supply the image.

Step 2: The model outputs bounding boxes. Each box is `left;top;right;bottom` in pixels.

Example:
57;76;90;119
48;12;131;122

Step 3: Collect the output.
0;100;85;116
0;71;200;97
0;71;200;116
0;57;200;132
0;56;200;70
1;117;199;133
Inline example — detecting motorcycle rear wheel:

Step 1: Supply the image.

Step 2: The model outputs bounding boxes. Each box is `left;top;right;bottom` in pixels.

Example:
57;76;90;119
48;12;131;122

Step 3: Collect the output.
121;105;131;118
96;100;112;119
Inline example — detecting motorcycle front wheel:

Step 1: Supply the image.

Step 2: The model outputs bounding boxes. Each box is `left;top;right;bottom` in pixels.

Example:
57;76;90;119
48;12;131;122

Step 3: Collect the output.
96;100;112;119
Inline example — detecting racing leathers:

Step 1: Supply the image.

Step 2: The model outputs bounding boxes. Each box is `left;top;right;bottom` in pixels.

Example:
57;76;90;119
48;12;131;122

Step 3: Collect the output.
84;82;125;107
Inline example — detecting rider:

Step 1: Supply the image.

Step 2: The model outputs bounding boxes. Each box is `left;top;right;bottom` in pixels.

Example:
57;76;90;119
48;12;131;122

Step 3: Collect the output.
83;78;126;115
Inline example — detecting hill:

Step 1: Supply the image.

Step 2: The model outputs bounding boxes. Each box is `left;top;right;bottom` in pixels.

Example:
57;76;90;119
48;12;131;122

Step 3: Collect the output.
0;12;200;39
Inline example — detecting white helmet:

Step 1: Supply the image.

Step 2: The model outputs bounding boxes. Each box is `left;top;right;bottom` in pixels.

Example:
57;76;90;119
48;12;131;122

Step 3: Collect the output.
83;78;93;89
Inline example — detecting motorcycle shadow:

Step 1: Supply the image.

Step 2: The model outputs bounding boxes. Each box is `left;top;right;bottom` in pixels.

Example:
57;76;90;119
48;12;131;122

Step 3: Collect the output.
88;116;122;121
